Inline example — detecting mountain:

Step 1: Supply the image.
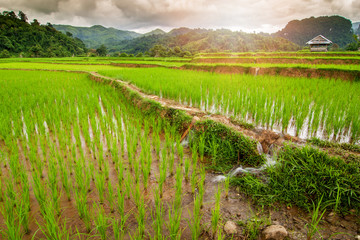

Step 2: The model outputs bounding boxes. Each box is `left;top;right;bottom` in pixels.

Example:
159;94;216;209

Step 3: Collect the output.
53;24;141;49
168;27;193;36
274;16;354;47
117;28;300;54
144;28;166;36
0;11;86;57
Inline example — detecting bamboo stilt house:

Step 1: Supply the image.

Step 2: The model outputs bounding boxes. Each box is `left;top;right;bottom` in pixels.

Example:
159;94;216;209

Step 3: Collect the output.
306;35;332;52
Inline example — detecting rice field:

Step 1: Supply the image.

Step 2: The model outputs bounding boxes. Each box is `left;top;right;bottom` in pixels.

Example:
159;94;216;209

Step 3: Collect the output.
0;70;222;239
99;67;360;143
0;53;359;239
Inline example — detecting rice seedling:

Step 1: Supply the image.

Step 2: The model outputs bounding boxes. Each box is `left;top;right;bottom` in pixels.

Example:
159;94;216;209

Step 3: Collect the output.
152;188;165;239
158;149;167;197
107;179;115;213
190;168;198;194
35;200;71;240
124;172;133;201
16;197;30;235
184;157;191;181
188;187;203;240
93;203;109;240
135;193;146;238
167;202;182;240
198;134;206;162
112;215;130;240
32;170;47;213
1;184;23;239
209;136;219;165
95;171;106;204
177;140;184;166
211;186;222;237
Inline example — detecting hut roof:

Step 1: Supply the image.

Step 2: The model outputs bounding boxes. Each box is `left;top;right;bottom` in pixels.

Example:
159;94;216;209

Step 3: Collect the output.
306;35;332;45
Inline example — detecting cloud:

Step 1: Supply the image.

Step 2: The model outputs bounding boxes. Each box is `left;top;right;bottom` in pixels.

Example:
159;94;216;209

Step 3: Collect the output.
0;0;359;32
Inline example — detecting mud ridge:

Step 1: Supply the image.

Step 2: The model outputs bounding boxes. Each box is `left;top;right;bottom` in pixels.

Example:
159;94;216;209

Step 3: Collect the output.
181;64;360;81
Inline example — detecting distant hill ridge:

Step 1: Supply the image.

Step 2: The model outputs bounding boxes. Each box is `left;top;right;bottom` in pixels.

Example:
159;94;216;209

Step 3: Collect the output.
53;24;141;49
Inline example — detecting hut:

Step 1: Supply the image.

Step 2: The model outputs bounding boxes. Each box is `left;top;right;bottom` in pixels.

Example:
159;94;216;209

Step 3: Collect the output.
306;35;332;52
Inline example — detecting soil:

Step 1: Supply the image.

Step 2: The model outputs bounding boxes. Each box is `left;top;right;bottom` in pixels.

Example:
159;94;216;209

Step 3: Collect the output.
192;57;360;65
197;53;360;58
111;63;161;68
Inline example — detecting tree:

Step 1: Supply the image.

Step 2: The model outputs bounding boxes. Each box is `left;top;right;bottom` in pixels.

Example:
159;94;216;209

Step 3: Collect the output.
3;11;17;19
28;44;43;57
0;49;11;58
149;44;167;57
31;19;40;27
18;11;27;22
96;44;107;56
345;35;360;51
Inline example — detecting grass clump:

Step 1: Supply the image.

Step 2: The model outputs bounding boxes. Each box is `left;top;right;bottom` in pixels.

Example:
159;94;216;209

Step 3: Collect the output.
190;120;264;172
232;144;360;212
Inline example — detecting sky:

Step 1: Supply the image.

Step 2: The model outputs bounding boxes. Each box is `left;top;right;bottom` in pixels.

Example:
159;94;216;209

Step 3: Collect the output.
1;0;359;33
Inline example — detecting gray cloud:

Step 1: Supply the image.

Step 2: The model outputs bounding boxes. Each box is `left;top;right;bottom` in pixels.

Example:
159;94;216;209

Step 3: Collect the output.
0;0;359;33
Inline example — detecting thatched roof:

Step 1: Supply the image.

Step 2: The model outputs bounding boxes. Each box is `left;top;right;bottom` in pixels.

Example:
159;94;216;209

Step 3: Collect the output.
306;35;332;45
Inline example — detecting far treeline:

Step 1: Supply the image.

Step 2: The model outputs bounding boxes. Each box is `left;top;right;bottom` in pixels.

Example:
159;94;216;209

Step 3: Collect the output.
0;10;87;58
102;28;301;55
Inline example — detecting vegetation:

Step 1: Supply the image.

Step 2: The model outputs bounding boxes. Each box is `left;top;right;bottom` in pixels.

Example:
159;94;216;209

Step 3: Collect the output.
53;24;140;49
117;28;300;54
0;10;87;57
275;15;355;47
232;144;360;212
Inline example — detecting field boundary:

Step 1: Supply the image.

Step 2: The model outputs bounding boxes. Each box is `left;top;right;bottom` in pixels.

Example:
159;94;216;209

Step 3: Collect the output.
181;64;360;81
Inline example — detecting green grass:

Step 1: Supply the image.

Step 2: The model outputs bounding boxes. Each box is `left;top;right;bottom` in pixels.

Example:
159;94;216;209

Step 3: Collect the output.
232;144;360;212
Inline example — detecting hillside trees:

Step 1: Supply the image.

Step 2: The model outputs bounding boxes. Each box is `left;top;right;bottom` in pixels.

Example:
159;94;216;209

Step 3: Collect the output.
275;16;354;47
96;44;107;56
0;10;87;57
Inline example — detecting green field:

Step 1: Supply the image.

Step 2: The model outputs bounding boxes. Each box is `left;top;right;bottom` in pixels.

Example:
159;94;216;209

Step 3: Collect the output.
0;54;359;239
99;67;360;143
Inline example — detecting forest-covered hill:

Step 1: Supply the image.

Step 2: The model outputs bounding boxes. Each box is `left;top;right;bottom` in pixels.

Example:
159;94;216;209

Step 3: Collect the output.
0;10;87;57
274;16;355;47
53;24;141;49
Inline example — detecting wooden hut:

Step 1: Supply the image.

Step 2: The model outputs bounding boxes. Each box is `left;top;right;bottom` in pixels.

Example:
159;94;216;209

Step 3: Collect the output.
306;35;332;52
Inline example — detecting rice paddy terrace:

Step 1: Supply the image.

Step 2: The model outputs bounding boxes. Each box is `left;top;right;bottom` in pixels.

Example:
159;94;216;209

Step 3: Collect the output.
0;52;359;239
